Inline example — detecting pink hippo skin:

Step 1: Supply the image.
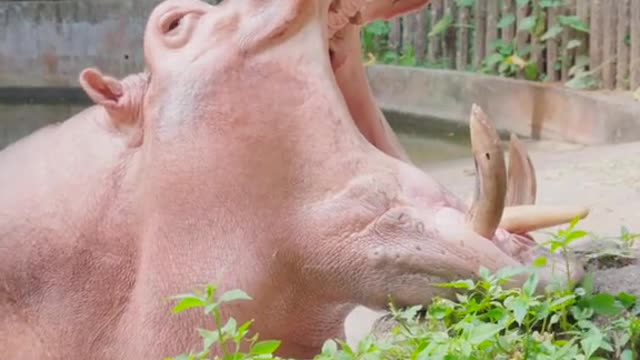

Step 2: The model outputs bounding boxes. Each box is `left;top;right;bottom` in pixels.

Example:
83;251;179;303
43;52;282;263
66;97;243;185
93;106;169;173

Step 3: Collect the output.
0;0;589;359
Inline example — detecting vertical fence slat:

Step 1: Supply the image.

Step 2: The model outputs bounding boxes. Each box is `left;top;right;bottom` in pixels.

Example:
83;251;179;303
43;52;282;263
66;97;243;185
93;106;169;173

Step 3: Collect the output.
602;0;617;89
561;0;577;81
456;3;471;71
589;0;603;83
530;2;544;73
389;18;402;53
473;0;487;68
575;0;590;60
631;0;640;89
428;0;444;64
442;0;457;68
616;0;630;89
485;0;499;56
515;1;531;79
403;13;418;55
547;7;560;82
501;0;515;43
415;8;427;63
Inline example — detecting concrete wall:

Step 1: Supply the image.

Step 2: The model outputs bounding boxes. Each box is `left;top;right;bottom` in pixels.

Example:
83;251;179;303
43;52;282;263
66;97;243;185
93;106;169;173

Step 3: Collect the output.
0;0;161;87
366;66;640;145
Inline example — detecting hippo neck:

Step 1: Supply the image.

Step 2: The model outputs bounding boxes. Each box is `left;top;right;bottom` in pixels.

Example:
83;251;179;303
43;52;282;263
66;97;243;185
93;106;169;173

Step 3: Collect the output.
127;70;376;355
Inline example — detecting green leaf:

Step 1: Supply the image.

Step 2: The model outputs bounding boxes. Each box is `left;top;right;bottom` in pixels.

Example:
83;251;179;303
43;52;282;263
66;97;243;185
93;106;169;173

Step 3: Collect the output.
171;295;206;313
516;0;530;7
566;39;582;50
617;292;638;308
565;73;598;90
321;340;338;356
507;297;530;325
440;280;475;289
221;317;237;336
218;289;252;304
237;320;254;339
540;24;564;41
364;20;390;36
496;266;529;281
621;349;635;360
533;256;548;267
518;16;538;32
581;328;604;358
550;294;576;310
497;14;516;29
565;230;588;244
558;15;590;33
198;328;219;350
479;266;492;280
523;272;539;297
523;63;540;80
484;53;505;68
588;293;625;316
429;15;454;37
251;340;282;355
466;323;504;345
580;273;594;296
204;302;218;314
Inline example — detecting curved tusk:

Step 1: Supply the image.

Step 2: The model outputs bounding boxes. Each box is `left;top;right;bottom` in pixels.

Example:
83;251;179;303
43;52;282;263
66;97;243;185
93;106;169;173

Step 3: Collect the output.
500;205;590;233
505;134;537;206
465;104;507;240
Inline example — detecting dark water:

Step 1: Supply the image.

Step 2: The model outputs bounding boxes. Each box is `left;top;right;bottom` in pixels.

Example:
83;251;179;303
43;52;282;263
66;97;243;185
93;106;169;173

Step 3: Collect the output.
0;104;471;166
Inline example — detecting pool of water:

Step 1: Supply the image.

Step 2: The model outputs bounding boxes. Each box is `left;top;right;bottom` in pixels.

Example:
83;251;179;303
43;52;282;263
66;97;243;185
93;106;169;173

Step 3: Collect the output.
0;104;472;166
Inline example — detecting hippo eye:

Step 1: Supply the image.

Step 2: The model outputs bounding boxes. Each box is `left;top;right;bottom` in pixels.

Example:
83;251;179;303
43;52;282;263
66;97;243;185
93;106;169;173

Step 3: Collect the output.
168;18;181;32
160;12;187;34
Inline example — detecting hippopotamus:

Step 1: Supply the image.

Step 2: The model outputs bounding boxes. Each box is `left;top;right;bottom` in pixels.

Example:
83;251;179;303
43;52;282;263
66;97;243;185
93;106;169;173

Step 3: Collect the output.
0;0;589;359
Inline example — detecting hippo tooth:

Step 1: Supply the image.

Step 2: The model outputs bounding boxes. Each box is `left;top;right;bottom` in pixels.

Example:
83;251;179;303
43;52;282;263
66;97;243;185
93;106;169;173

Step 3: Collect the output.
465;104;507;241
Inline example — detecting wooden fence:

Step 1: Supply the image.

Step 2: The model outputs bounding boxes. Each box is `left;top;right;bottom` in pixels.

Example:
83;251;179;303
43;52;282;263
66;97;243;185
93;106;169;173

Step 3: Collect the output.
373;0;640;91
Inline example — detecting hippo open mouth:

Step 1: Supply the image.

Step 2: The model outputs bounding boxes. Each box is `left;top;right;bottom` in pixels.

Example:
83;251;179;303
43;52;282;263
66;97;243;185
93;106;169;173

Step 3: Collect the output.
321;0;591;268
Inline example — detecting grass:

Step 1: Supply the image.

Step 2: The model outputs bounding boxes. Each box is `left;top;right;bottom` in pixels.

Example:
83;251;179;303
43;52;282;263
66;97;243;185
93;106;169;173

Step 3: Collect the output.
164;220;640;360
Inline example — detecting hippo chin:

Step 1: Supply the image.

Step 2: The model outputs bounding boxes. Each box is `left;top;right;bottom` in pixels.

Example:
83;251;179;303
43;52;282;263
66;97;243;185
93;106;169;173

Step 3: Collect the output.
0;0;589;359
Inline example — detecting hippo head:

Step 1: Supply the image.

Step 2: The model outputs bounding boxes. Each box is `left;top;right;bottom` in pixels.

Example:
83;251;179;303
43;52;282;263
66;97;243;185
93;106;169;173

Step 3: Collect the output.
78;0;588;357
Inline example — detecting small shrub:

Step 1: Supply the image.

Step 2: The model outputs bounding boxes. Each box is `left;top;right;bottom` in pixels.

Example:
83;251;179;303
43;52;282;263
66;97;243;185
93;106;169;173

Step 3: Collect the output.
167;222;640;360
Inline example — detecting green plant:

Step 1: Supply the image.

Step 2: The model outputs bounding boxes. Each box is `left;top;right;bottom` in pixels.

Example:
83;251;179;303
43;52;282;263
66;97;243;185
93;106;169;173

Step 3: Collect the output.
360;20;418;66
165;285;283;360
168;221;640;360
480;0;590;84
358;0;599;89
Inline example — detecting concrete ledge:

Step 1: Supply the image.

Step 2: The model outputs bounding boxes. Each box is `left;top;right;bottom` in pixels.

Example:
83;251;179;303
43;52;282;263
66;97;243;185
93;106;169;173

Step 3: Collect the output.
366;65;640;145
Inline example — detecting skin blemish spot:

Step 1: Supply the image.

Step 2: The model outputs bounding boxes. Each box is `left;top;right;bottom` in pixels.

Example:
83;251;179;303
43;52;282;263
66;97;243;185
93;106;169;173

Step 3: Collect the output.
485;153;491;160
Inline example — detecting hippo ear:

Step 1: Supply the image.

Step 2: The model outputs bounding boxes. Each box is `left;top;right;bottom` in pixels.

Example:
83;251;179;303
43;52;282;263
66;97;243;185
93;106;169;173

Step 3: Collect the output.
79;68;144;146
79;68;124;110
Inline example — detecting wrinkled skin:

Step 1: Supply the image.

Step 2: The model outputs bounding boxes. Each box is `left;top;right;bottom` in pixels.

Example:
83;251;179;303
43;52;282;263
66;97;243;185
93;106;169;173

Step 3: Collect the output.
0;0;588;359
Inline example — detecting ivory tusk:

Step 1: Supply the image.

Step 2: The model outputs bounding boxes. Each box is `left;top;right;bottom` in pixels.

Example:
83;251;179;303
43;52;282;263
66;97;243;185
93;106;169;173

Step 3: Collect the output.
500;205;590;234
505;134;537;206
465;104;507;240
